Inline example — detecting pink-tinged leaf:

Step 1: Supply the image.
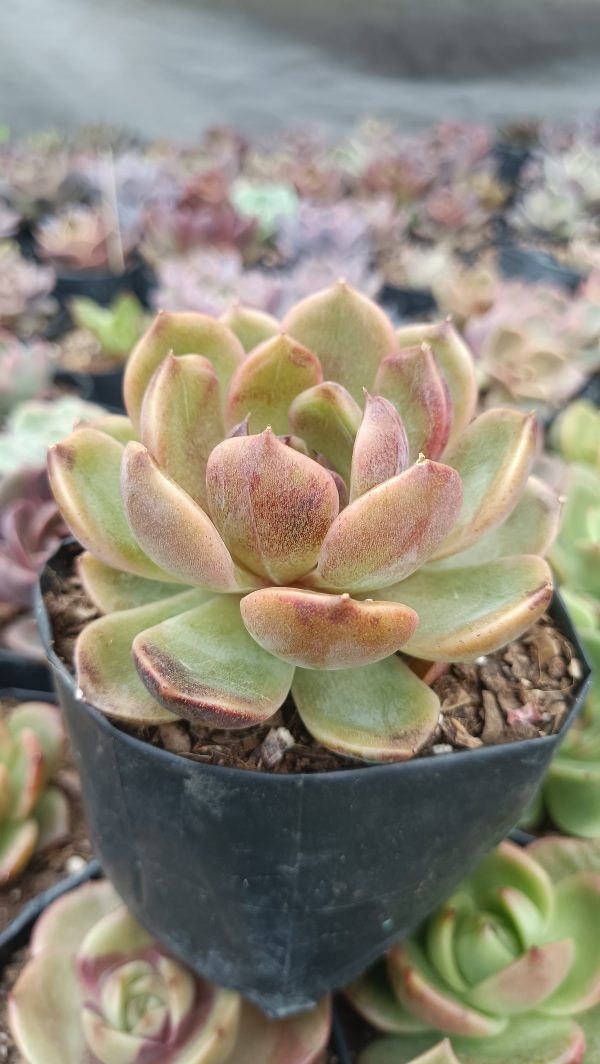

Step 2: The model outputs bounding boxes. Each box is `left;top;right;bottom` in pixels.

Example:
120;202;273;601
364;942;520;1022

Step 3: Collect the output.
241;588;417;668
48;428;174;581
75;413;138;445
432;410;539;561
407;1042;462;1064
430;476;561;569
122;442;256;592
292;655;440;761
0;818;38;886
34;786;70;852
133;595;295;727
388;946;506;1038
425;903;470;995
75;590;207;724
7;728;45;820
78;552;186;613
220;304;280;352
350;394;410;501
579;1004;600;1064
386;556;552;661
358;1034;449;1064
466;840;554;925
124;310;245;427
9;950;88;1064
527;838;600;885
288;382;363;484
317;460;462;593
346;963;431;1034
395;321;477;448
7;701;64;777
31;879;121;956
140;352;224;509
465;941;574;1015
374;346;451;462
231;998;331;1064
283;282;397;402
206;430;339;584
541;873;600;1016
226;332;323;434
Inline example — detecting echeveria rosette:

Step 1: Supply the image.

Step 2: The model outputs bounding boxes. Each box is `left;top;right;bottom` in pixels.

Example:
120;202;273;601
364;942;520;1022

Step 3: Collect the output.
348;837;600;1064
48;284;557;761
9;879;331;1064
0;700;69;885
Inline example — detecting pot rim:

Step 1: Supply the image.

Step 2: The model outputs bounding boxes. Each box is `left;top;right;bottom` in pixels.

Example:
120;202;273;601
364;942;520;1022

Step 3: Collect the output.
35;542;593;785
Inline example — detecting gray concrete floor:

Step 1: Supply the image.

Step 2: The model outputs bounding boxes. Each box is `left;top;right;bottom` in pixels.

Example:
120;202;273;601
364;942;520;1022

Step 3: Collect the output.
0;0;599;138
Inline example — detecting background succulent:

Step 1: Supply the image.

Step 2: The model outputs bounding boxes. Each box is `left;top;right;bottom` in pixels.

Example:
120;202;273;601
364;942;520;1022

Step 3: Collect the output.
9;878;331;1064
0;331;55;417
0;242;56;336
35;205;138;272
349;837;600;1064
229;178;299;241
0;395;105;478
152;249;283;318
49;285;557;762
0;467;67;609
0;699;68;885
0;144;69;220
69;293;147;362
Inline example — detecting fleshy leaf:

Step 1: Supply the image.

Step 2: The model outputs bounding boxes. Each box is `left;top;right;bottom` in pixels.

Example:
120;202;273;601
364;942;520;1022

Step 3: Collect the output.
75;590;207;724
292;655;440;761
527;838;600;885
226;333;322;434
48;428;173;581
206;430;339;584
317;460;462;592
6;728;45;820
220;305;280;352
374;345;451;462
544;759;600;839
350;394;410;501
465;941;574;1015
77;414;138;445
541;873;600;1016
386;556;553;661
430;476;561;569
31;879;121;956
0;819;38;885
122;442;254;592
346;963;431;1034
288;381;363;484
124;310;245;427
133;595;295;727
358;1034;446;1064
140;352;224;508
283;281;397;402
78;553;186;613
9;949;87;1064
34;787;70;852
432;410;538;560
395;321;477;448
7;701;64;777
241;588;417;668
229;998;331;1064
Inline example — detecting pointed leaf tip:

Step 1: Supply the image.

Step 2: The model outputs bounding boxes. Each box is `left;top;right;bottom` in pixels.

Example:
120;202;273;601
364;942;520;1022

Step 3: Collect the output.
375;345;451;462
350;393;410;500
226;331;323;435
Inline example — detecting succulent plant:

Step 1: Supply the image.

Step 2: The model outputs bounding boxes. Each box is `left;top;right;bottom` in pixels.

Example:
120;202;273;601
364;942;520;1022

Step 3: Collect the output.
0;200;19;239
69;293;147;361
229;179;299;241
0;241;56;335
348;836;600;1064
9;878;331;1063
142;200;255;264
550;401;600;470
0;467;67;608
152;249;283;318
48;285;557;761
35;205;138;272
0;145;69;219
0;699;68;885
0;330;55;417
429;256;503;327
0;395;105;478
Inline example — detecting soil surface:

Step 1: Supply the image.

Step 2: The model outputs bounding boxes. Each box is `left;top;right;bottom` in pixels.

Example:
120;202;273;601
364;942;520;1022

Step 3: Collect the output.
45;543;581;774
0;698;91;932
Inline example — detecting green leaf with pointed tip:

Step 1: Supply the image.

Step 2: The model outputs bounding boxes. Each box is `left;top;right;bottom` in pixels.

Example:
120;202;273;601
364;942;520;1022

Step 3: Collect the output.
7;701;64;777
346;963;431;1034
426;901;472;995
231;998;331;1064
140;352;225;508
123;310;245;427
48;428;174;581
292;655;439;761
374;345;451;462
0;818;38;885
34;786;70;852
432;410;538;561
358;1034;444;1064
350;394;409;500
395;322;477;449
75;590;208;724
288;381;362;483
463;840;554;923
283;282;397;402
9;949;87;1064
317;460;462;593
527;838;600;885
220;305;280;352
78;553;186;613
31;879;121;955
386;556;553;662
465;941;574;1016
122;442;254;592
540;873;600;1016
226;333;322;434
430;477;560;569
77;414;139;445
133;595;295;727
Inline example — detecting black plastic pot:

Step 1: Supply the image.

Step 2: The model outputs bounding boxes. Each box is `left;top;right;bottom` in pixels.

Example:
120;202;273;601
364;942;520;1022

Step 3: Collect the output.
498;243;583;294
52;255;154;310
493;144;530;189
378;284;437;323
0;647;53;694
36;543;591;1017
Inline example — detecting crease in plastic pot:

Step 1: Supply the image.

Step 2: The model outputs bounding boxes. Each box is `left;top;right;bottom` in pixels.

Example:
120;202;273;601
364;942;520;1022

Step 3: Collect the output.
35;542;592;1017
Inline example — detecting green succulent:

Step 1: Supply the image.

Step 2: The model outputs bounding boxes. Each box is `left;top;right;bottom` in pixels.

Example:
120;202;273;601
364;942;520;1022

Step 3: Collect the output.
230;178;299;240
348;837;600;1064
0;395;105;477
69;293;147;362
